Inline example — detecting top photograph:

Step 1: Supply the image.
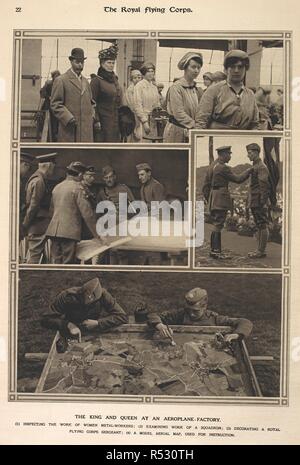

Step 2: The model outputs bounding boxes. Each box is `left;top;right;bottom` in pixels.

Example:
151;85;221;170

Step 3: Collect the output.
20;36;284;144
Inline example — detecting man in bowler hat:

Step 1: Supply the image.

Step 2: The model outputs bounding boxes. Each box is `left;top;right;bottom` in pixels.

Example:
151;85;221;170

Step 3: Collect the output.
51;48;94;142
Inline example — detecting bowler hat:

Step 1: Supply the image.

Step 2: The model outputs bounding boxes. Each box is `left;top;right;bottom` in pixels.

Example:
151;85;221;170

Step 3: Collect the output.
69;48;87;61
82;278;102;305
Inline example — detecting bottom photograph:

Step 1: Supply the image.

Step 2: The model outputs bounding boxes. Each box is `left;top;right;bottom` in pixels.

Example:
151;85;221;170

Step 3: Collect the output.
17;271;282;399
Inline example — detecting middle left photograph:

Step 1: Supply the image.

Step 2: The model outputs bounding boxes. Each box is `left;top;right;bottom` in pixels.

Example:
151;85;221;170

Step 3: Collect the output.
19;147;190;267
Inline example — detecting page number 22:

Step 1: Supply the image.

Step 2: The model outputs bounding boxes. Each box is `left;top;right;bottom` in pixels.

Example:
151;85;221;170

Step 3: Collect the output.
15;7;22;12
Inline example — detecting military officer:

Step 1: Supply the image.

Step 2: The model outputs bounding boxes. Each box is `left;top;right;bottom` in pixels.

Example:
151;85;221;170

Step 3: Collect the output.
22;152;57;263
46;161;104;264
136;162;166;209
42;277;128;341
80;165;98;241
202;146;252;259
19;151;35;240
147;287;253;342
98;164;135;213
246;143;271;258
81;165;98;209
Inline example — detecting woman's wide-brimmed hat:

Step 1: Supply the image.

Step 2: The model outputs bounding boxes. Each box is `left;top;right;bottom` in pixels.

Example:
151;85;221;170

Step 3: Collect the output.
99;43;118;61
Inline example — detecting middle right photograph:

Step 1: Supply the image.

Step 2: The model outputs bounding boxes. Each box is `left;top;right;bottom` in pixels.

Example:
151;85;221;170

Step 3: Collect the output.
194;135;283;269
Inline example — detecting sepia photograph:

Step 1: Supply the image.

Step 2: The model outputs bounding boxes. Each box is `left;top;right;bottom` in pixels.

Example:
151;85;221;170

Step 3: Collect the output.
19;147;189;266
194;135;283;268
20;37;284;144
17;270;281;399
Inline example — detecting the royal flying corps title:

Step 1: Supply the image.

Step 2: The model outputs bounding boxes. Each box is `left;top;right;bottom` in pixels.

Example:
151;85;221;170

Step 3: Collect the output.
103;6;193;14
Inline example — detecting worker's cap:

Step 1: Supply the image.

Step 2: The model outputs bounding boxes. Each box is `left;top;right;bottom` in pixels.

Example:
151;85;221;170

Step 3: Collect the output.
36;152;57;163
66;161;87;175
246;143;261;153
203;71;213;81
224;49;249;68
69;47;87;61
102;165;115;177
258;85;272;95
216;145;232;154
130;69;142;77
20;151;35;165
177;52;203;70
139;62;156;76
212;71;227;82
136;162;151;172
185;288;208;307
156;82;164;88
82;278;102;305
85;165;96;175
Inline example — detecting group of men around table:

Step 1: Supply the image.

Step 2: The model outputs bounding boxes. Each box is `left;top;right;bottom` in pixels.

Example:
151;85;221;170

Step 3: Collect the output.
202;143;271;259
42;277;253;349
20;152;166;264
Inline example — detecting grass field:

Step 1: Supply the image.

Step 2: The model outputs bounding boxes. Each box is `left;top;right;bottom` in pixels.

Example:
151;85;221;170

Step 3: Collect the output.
18;270;282;397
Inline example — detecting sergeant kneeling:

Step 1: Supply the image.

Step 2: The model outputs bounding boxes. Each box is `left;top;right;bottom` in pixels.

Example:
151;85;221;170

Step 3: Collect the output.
147;287;253;343
42;277;128;342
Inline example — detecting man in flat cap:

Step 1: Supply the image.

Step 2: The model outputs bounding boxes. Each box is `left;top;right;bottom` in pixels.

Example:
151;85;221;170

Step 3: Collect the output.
202;146;252;259
196;49;259;130
147;287;253;342
42;277;128;342
22;153;57;263
136;163;166;209
246;143;271;258
46;161;104;264
51;48;94;142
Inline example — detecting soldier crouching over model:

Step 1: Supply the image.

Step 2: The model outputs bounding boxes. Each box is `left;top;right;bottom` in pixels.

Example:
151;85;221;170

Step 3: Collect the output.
147;287;253;343
42;277;128;342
